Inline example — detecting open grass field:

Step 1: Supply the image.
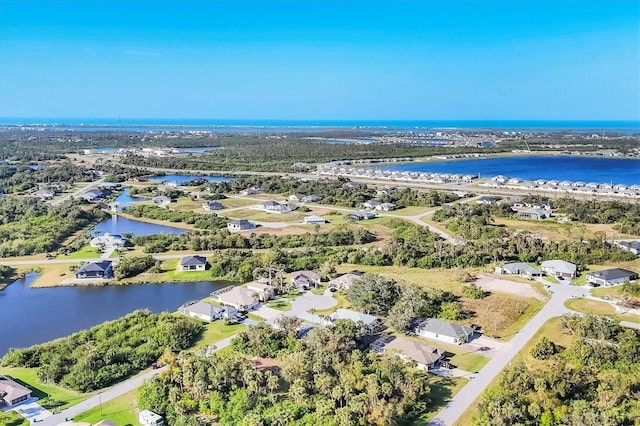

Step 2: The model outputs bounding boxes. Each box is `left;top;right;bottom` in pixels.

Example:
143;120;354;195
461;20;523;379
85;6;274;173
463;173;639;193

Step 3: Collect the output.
116;212;196;231
56;246;101;259
388;206;435;217
418;376;468;424
564;298;640;323
0;411;29;426
0;367;90;412
157;258;215;281
267;300;291;311
192;321;246;351
74;389;139;426
493;217;637;241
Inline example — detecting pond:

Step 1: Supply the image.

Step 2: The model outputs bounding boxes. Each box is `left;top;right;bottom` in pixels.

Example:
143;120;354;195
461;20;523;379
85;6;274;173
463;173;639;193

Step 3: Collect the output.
149;174;235;184
0;273;235;356
92;215;188;236
114;188;146;204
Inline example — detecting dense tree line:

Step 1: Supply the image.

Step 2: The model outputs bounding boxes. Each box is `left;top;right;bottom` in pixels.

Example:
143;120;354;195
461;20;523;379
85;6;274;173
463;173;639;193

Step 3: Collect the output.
1;310;203;392
125;205;228;230
131;226;376;253
551;198;640;235
138;320;433;425
0;197;106;257
113;255;158;279
473;315;640;425
0;162;97;193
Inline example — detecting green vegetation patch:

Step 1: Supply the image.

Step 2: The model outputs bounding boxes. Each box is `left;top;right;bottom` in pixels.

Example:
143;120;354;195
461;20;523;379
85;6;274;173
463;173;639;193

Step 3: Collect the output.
74;389;139;426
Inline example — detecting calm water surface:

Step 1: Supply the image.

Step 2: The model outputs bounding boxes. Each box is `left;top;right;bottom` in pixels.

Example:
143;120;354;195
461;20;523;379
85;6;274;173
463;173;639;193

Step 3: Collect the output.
0;273;233;356
372;156;640;185
92;215;188;236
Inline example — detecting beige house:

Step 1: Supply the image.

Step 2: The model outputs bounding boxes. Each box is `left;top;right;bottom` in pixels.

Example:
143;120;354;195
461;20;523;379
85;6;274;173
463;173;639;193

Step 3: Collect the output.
381;336;445;370
214;286;259;311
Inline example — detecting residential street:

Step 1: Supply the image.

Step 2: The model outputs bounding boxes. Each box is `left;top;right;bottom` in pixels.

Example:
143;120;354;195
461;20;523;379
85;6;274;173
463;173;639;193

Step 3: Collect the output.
428;282;585;426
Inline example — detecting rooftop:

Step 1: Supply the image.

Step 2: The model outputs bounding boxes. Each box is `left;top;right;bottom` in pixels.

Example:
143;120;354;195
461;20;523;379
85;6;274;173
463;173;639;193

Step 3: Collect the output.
331;308;380;325
587;268;637;281
412;317;474;339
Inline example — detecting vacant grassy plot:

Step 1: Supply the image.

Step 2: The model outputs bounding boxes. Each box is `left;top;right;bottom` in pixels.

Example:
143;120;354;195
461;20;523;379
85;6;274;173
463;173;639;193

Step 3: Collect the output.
192;321;246;350
57;246;101;259
0;367;89;412
0;411;28;426
564;298;640;323
116;212;196;230
30;264;77;288
267;300;291;311
74;389;138;426
492;218;636;241
388;206;434;217
419;376;468;424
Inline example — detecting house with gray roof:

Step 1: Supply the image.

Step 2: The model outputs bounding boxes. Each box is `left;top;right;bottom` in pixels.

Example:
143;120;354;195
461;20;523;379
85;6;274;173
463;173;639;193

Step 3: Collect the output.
495;262;541;279
202;201;224;211
374;335;445;370
541;259;577;278
411;317;475;345
179;255;207;271
615;241;640;255
181;301;236;322
291;270;320;290
586;268;638;287
0;375;32;407
517;208;550;220
228;219;255;231
76;261;114;280
81;189;105;202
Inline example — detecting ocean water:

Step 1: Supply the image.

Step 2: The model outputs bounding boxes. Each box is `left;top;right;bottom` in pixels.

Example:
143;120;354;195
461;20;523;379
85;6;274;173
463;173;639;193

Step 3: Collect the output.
371;155;640;185
1;118;639;134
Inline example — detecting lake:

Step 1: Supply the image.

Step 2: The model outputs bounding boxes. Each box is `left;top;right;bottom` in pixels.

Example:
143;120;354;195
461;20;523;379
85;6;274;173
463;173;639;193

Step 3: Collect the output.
114;188;146;204
0;273;234;356
149;174;235;184
371;155;640;185
92;215;188;236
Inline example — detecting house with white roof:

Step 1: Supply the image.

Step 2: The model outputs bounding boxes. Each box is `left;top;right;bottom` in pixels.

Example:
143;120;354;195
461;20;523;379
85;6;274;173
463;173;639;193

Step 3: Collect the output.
541;259;577;279
328;272;363;290
326;309;383;334
303;215;326;225
213;286;259;311
411;317;475;345
181;301;236;322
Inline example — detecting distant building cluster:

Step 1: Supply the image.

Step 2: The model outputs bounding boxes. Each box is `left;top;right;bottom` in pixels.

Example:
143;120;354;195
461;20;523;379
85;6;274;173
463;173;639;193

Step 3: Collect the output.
483;176;640;198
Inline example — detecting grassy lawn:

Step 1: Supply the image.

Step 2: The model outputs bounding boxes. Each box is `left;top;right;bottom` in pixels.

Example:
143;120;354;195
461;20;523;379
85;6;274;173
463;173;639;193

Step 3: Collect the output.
247;313;266;322
192;321;246;350
267;300;292;311
74;390;139;426
116;212;196;230
590;286;623;298
160;259;215;281
417;376;468;424
0;411;29;426
389;206;433;216
564;298;640;323
0;367;89;412
57;246;101;259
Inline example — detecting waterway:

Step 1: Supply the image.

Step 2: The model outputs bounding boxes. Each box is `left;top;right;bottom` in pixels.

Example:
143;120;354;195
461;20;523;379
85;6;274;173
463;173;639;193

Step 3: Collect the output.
371;155;640;185
0;273;234;356
149;174;234;184
114;188;146;204
92;215;188;236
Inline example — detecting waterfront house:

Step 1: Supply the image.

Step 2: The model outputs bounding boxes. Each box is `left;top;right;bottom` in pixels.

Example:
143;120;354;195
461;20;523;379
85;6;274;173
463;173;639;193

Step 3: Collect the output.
291;270;320;290
328;272;363;290
495;262;542;279
152;195;171;206
202;201;224;211
372;335;444;370
541;260;577;279
90;233;126;249
517;208;549;220
586;268;638;287
214;286;259;311
246;280;274;302
81;189;105;203
181;301;236;322
411;317;475;345
179;255;207;271
76;260;114;280
326;309;382;334
0;376;32;407
303;215;326;225
139;409;165;426
228;219;256;231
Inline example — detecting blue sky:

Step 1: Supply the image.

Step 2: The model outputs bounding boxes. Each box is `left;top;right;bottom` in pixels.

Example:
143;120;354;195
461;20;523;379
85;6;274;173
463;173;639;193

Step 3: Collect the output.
1;0;638;120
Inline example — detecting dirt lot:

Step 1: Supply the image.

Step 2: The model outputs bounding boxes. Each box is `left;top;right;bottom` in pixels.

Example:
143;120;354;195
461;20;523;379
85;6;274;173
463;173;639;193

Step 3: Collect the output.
475;274;547;301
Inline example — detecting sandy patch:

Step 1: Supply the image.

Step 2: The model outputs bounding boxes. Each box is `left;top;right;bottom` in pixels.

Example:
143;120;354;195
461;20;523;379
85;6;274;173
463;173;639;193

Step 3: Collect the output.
475;274;546;301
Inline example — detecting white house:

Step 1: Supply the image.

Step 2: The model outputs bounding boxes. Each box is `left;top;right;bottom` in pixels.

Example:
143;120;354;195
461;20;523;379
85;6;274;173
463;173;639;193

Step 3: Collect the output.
179;255;207;271
90;233;126;249
327;309;383;334
495;262;542;279
228;219;256;231
541;259;577;278
328;273;362;290
412;318;475;345
139;409;165;426
375;202;397;211
181;301;236;322
586;268;638;287
303;215;326;225
0;375;32;407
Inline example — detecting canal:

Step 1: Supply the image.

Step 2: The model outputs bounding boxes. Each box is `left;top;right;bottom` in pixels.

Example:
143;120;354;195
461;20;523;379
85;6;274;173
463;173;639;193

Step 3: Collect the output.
0;273;234;356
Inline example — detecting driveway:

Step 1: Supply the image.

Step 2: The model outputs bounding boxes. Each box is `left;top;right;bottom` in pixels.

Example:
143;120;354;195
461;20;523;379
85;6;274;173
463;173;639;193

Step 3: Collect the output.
252;305;284;321
461;335;505;359
4;398;52;423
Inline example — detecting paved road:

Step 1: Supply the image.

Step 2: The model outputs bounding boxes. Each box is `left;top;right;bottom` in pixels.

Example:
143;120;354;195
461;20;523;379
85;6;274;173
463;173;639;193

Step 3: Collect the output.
429;282;585;426
51;178;105;206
